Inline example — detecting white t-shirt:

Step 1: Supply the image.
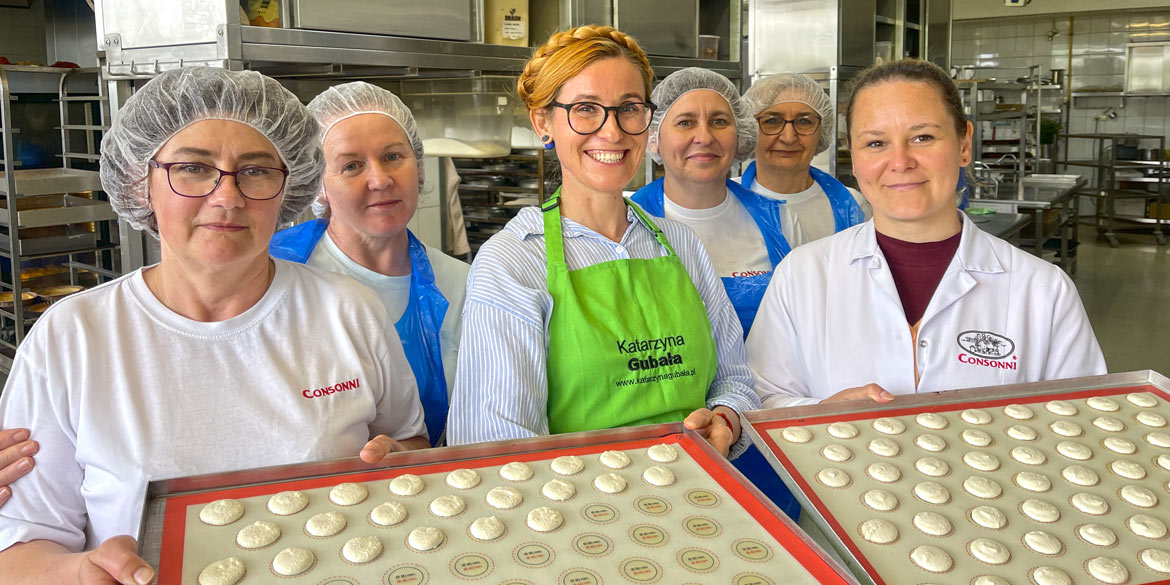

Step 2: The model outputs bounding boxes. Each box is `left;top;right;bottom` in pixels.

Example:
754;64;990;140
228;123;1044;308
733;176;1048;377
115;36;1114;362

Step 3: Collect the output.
0;260;426;552
662;189;772;278
749;180;870;242
307;231;469;398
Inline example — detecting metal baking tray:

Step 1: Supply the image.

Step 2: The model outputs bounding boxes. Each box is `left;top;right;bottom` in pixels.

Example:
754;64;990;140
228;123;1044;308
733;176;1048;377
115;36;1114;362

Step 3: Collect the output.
0;194;117;229
742;370;1170;585
0;224;97;254
0;168;103;196
140;423;860;585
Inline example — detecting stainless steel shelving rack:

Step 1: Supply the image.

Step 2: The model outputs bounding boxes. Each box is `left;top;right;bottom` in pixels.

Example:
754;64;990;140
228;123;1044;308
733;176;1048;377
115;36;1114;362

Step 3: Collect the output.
455;149;554;258
957;67;1061;185
0;65;121;371
1059;133;1167;247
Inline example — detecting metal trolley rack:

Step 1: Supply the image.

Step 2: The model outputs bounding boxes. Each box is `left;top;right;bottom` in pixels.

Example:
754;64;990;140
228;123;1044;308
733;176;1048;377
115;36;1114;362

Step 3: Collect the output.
1059;133;1167;247
0;65;120;371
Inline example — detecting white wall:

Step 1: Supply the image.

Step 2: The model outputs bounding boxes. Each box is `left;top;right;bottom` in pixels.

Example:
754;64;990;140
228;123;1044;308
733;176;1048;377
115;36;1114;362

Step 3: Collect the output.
956;0;1170;21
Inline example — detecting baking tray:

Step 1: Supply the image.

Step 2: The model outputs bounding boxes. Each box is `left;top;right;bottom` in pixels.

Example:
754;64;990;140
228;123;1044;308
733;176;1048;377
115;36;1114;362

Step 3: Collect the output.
742;370;1170;585
140;423;860;585
0;168;103;196
0;194;117;229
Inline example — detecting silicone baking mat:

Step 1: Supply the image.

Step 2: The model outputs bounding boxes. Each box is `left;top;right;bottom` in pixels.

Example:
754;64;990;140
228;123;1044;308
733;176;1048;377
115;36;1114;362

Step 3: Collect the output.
141;425;857;585
748;373;1170;585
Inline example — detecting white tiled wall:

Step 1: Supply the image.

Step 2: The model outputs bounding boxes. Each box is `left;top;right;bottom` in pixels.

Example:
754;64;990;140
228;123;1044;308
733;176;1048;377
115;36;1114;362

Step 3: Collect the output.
952;11;1170;163
0;1;48;65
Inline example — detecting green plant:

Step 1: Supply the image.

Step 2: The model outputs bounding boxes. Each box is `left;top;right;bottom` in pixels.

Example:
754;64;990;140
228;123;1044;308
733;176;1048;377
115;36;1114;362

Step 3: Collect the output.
1039;118;1062;145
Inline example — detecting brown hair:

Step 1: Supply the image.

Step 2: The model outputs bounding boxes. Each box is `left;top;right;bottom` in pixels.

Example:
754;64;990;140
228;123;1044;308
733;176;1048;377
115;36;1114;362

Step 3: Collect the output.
517;25;654;111
844;59;968;145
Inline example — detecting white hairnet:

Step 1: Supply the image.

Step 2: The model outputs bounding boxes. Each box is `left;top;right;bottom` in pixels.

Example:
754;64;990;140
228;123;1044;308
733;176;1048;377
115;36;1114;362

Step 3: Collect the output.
100;67;323;238
647;67;755;165
743;73;834;154
307;81;425;217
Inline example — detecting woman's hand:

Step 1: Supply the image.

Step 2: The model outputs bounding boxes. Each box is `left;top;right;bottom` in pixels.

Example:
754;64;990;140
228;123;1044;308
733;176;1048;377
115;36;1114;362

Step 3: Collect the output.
0;427;38;508
358;435;430;463
684;407;739;457
0;537;153;585
78;536;154;585
822;383;894;404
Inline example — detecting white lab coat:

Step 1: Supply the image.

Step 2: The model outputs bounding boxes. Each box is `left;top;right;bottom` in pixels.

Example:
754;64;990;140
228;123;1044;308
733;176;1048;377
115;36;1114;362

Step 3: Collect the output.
746;213;1107;409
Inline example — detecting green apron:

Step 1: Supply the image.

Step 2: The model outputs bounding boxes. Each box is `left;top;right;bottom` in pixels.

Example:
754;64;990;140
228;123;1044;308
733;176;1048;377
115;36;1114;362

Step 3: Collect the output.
543;195;718;435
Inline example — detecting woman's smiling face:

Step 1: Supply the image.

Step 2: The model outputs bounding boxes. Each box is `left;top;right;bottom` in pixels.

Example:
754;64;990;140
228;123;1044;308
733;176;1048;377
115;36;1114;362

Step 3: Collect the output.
531;57;650;195
849;79;972;238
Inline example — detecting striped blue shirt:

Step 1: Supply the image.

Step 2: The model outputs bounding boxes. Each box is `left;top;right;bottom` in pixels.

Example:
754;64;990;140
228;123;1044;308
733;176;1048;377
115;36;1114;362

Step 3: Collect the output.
447;204;759;457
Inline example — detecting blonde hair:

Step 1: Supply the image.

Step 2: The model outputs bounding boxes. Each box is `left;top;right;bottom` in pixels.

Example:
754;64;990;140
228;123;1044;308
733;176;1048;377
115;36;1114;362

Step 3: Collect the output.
517;25;654;111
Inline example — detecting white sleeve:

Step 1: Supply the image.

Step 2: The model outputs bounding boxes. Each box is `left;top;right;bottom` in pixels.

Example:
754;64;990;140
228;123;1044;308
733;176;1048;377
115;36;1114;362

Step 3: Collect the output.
371;320;428;442
745;264;821;409
0;347;88;552
1042;270;1108;380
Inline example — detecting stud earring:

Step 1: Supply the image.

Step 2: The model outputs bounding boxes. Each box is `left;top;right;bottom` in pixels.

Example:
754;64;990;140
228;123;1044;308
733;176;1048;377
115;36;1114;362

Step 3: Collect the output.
541;135;555;150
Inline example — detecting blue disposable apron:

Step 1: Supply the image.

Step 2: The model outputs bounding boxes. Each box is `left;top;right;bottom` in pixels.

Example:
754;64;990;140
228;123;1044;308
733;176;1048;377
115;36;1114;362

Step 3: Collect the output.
630;178;790;339
740;161;866;232
270;219;450;445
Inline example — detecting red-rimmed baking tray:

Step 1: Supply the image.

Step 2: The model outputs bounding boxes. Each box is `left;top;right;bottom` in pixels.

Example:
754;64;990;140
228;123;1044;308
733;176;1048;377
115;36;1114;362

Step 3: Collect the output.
742;370;1170;585
139;422;860;585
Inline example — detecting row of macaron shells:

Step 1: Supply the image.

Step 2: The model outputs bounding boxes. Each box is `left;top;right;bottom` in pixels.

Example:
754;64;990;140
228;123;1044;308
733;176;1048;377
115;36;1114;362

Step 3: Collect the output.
782;394;1168;585
195;444;682;584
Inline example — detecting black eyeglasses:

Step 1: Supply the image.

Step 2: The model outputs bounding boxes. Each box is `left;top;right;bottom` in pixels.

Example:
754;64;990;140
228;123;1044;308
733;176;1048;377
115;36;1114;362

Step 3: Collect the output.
148;160;289;201
755;114;822;136
549;101;657;135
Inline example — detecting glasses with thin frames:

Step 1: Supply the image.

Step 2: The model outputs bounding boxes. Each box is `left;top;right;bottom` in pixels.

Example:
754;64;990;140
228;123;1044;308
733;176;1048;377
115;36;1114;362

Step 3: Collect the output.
148;160;289;200
549;101;657;135
755;114;822;136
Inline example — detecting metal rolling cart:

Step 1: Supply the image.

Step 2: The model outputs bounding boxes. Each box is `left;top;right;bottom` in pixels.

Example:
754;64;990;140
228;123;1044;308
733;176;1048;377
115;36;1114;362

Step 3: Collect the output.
0;65;120;372
1059;133;1167;247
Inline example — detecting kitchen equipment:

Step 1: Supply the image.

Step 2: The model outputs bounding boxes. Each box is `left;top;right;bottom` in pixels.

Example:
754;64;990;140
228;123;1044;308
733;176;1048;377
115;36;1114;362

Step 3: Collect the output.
614;0;699;58
403;77;516;159
286;0;475;41
977;100;997;114
1050;68;1065;86
874;41;894;65
484;0;529;46
698;35;720;60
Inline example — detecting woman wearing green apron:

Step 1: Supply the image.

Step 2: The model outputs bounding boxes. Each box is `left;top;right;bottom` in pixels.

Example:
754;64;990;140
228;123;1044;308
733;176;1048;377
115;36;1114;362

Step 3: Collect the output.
446;26;759;457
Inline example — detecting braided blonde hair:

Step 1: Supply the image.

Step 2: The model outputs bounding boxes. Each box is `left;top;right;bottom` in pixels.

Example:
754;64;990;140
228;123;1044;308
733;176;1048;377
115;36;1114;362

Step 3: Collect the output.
517;25;654;111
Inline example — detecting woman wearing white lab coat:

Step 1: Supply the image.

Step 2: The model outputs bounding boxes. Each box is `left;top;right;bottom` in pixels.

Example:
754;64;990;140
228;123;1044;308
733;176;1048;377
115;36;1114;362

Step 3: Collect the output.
746;60;1106;409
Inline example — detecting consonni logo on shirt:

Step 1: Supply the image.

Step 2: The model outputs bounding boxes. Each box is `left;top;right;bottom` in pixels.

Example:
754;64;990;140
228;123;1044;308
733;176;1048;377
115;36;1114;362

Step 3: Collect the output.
956;330;1018;370
301;378;361;399
730;270;770;277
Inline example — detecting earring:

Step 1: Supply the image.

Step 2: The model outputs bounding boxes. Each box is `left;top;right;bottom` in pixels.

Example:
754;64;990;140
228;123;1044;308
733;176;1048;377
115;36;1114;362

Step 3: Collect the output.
541;135;554;150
